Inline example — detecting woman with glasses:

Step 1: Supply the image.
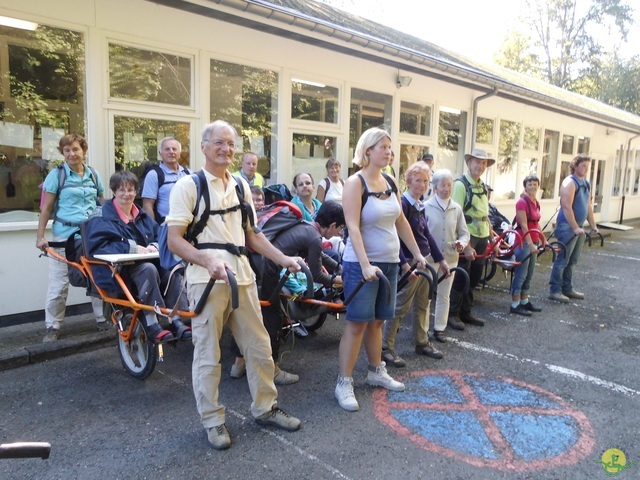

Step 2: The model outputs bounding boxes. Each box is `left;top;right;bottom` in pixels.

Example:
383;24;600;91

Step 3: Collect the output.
84;171;191;344
291;172;322;221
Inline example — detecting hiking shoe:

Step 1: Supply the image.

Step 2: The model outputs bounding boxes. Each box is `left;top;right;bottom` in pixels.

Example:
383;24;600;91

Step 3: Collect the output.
230;362;246;379
96;321;111;331
274;368;299;385
335;376;359;411
460;314;485;327
549;292;570;303
563;290;585;300
432;331;447;343
415;343;444;359
43;328;59;343
255;407;301;431
207;424;231;450
367;363;405;392
522;301;542;312
382;349;406;368
448;317;465;331
510;304;532;317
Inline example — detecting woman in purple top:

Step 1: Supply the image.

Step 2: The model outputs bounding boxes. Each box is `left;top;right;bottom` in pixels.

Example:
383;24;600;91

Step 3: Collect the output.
382;162;450;367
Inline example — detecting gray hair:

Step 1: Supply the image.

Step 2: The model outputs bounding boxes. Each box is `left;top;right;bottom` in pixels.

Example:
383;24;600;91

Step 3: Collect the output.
158;136;181;153
201;120;238;143
431;168;453;189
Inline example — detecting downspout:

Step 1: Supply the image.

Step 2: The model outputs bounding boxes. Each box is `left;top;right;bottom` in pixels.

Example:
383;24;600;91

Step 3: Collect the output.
470;87;499;151
619;132;640;224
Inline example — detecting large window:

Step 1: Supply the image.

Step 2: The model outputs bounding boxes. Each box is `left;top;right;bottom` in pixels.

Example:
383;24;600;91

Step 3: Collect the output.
494;120;521;200
561;134;574;155
109;43;191;106
210;59;278;178
577;136;590;154
438;107;467;175
523;127;540;151
541;130;560;199
292;133;336;187
291;79;338;124
400;101;431;137
113;116;190;178
349;88;392;161
0;22;85;222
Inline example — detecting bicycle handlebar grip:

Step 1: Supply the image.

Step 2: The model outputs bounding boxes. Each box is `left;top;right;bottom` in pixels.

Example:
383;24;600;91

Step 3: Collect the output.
442;266;470;293
0;442;51;460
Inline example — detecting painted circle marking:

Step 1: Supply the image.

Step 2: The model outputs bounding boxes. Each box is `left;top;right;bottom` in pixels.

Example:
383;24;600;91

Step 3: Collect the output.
372;370;595;472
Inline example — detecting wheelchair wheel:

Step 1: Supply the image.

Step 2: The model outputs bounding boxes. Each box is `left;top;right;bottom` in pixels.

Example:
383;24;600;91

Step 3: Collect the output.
299;312;328;332
116;312;157;380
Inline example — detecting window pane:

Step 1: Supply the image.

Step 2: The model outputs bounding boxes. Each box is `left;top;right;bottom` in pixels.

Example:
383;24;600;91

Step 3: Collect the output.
292;133;336;186
348;88;392;175
476;117;494;144
437;108;467;174
577;136;590;154
561;134;574;155
109;43;191;106
113;116;190;179
524;127;540;151
0;23;85;222
494;120;521;200
541;130;559;199
211;60;278;178
291;79;338;124
398;144;429;191
400;101;431;136
520;157;538;189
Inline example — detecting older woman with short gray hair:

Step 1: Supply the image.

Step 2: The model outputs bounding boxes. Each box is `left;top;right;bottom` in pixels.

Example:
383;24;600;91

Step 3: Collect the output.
424;169;470;342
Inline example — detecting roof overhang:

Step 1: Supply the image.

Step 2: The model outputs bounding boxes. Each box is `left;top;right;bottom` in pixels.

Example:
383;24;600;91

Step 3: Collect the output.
147;0;640;134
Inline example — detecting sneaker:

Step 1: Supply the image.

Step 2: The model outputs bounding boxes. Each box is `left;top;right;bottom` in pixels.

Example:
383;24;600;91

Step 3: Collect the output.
43;328;59;343
367;363;405;392
448;317;465;331
522;301;542;312
207;424;231;450
381;349;406;368
335;376;359;411
563;290;585;300
549;292;570;303
274;368;299;385
255;407;301;431
230;362;246;379
96;321;111;331
415;343;444;359
510;304;532;317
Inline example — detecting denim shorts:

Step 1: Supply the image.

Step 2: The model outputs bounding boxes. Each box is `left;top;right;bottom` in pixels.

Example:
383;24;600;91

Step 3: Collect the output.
342;261;398;322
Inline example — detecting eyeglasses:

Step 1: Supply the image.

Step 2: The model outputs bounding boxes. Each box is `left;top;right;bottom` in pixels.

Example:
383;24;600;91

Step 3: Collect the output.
204;139;236;149
297;181;313;187
116;188;136;195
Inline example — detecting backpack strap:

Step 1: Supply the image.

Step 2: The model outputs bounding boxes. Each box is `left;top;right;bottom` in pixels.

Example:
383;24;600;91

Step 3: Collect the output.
324;177;330;193
51;165;100;227
358;172;397;211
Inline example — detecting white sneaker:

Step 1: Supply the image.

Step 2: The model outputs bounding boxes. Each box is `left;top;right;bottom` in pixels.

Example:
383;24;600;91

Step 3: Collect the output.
335;376;359;411
367;362;405;392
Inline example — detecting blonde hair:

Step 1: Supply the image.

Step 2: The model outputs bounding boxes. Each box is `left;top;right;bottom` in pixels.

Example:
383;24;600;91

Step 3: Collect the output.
353;127;391;168
404;161;430;185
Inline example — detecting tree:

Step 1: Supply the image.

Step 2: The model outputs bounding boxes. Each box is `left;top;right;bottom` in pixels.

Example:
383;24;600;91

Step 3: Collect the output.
496;0;633;89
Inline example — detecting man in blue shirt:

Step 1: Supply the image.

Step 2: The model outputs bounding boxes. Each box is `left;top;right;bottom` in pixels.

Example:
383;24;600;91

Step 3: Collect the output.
141;136;190;224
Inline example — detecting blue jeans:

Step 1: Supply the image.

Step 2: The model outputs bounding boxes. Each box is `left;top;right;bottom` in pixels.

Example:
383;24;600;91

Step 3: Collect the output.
343;261;398;322
511;244;537;297
549;223;586;294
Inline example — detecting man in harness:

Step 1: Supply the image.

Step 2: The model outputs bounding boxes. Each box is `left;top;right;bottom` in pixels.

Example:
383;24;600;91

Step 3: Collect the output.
166;121;302;451
448;148;496;330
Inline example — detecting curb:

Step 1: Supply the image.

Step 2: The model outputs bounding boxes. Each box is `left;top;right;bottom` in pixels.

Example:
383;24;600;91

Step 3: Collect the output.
0;331;115;372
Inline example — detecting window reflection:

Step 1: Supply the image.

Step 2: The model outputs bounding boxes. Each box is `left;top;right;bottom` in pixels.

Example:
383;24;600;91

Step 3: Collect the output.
437;108;467;175
292;133;336;186
541;130;559;199
562;134;574;155
400;101;431;136
494;120;521;200
0;23;85;221
211;59;278;178
476;117;494;145
291;79;338;124
349;88;392;175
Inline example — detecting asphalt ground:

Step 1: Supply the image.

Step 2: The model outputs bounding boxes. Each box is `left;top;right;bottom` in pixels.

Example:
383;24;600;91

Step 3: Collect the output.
2;221;640;479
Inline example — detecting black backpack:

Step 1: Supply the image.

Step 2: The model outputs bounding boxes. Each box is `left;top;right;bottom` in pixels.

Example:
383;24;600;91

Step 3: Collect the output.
139;163;191;221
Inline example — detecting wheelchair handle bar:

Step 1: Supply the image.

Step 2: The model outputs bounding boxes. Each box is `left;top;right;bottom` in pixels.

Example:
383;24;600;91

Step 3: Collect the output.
195;268;238;314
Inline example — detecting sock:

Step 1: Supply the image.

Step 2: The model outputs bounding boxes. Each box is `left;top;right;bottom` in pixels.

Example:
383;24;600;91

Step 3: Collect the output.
511;301;520;308
520;299;530;305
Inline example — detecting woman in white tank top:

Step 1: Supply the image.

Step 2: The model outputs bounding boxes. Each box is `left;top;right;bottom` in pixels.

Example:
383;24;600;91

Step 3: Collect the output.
316;157;344;204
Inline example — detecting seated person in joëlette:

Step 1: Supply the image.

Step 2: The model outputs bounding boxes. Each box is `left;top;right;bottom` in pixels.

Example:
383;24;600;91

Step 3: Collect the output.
84;171;191;344
230;200;345;384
